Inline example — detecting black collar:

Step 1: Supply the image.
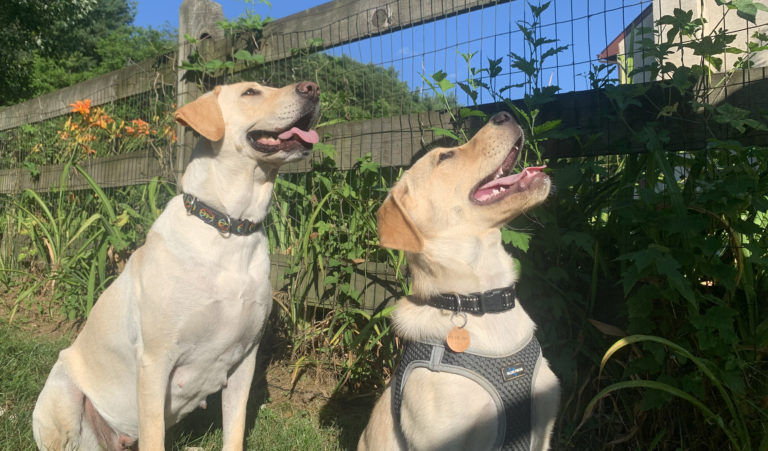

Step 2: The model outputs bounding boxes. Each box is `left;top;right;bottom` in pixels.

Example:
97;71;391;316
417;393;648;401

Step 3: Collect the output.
408;285;516;314
182;193;262;236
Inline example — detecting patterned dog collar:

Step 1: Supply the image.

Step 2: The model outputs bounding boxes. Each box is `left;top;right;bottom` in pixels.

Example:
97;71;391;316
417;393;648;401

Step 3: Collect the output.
408;285;516;314
182;193;262;236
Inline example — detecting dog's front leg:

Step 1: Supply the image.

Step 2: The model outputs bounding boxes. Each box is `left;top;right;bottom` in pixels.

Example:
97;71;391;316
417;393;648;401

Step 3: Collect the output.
137;353;171;450
221;344;258;451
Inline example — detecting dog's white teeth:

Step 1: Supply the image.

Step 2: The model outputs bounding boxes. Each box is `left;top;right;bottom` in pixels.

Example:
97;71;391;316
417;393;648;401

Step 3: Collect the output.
257;136;281;145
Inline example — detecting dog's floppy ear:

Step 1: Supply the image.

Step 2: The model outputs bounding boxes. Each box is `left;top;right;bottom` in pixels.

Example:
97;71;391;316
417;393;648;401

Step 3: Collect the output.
377;182;424;252
174;86;225;142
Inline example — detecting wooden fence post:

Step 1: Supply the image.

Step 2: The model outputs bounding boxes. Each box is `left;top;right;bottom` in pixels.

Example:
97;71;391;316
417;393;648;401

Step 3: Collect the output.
176;0;226;187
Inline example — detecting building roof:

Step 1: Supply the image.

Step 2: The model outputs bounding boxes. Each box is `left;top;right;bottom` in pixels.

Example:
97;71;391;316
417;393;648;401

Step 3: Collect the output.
597;4;653;62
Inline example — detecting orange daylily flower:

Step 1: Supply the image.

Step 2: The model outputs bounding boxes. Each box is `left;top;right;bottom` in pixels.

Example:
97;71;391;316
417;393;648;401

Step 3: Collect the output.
130;118;151;136
69;99;91;116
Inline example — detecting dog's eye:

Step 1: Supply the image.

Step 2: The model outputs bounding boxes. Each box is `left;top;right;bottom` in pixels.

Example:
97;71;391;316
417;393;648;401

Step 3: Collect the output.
437;151;454;164
242;88;261;96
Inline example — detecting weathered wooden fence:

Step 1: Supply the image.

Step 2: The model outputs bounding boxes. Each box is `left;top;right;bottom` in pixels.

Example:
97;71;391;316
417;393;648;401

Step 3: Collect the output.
1;0;767;310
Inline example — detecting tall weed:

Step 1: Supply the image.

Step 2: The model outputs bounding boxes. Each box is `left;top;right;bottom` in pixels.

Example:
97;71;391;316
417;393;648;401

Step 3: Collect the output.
268;143;404;391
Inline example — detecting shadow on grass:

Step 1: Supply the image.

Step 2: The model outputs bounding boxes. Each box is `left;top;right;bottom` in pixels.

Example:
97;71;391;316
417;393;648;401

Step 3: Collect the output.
318;390;377;450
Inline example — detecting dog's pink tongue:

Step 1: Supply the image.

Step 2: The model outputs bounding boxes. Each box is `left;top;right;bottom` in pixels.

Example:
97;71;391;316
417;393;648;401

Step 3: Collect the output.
474;165;546;201
484;165;546;190
277;127;319;145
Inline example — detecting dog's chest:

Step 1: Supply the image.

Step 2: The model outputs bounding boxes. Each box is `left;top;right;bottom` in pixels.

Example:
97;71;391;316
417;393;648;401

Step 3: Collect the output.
164;266;271;421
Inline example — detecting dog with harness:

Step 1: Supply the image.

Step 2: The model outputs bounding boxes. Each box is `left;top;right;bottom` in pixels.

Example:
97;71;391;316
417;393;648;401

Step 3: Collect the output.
358;112;560;450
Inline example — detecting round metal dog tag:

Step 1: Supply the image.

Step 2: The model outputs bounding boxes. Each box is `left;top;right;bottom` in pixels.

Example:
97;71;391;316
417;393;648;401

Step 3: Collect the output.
446;327;470;352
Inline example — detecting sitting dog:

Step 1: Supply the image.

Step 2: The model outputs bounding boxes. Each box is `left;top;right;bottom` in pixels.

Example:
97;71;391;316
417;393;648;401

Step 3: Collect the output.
358;112;560;450
33;81;320;450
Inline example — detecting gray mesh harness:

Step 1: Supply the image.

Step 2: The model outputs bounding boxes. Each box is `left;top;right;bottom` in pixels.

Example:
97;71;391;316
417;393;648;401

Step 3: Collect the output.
391;335;542;450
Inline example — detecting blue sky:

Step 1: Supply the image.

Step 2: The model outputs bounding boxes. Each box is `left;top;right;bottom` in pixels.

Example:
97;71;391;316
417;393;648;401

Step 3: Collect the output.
133;0;326;30
132;0;649;102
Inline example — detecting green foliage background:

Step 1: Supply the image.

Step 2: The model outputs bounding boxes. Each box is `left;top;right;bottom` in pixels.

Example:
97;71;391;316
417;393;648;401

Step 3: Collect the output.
1;0;768;449
0;0;175;106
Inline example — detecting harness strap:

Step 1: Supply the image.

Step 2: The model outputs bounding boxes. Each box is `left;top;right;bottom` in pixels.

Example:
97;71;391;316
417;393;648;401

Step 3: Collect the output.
391;337;542;450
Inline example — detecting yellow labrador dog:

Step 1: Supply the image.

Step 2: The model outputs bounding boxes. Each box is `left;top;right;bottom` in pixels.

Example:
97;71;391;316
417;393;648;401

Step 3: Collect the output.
33;81;320;450
358;112;560;450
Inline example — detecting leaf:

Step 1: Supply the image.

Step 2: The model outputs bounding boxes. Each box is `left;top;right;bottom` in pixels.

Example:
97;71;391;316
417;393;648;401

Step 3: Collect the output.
437;77;455;93
588;319;626;337
427;127;460;141
459;50;478;64
733;0;768;23
458;108;486;119
561;231;594;255
487;57;503;77
501;228;531;252
657;102;679;118
581;380;720;431
541;45;569;62
431;70;448;83
457;82;478;103
510;57;537;78
593;335;745;447
234;49;254;60
533;119;562;136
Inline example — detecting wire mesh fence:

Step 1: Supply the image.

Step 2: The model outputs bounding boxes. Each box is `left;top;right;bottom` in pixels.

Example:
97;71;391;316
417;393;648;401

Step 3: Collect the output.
2;0;767;176
1;0;767;312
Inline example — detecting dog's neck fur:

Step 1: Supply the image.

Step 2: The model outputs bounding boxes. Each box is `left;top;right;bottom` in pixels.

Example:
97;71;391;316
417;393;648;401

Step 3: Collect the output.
408;229;515;297
395;229;536;355
181;138;278;224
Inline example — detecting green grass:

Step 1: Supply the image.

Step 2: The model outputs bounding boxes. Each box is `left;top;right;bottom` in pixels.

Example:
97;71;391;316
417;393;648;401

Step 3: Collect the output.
168;398;353;451
0;325;69;450
0;323;367;450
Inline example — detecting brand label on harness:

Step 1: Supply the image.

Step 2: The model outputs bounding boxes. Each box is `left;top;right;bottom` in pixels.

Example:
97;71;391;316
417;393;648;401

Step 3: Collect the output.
502;363;525;381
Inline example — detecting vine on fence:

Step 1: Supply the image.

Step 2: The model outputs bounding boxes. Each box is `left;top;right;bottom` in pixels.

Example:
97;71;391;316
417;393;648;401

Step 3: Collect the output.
181;0;273;89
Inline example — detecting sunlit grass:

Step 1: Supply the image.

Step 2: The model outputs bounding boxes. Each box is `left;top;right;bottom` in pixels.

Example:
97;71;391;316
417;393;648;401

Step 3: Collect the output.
0;324;361;451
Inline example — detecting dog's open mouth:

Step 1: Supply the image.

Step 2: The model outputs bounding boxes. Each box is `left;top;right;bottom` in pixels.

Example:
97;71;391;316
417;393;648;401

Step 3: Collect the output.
471;136;546;205
246;113;319;153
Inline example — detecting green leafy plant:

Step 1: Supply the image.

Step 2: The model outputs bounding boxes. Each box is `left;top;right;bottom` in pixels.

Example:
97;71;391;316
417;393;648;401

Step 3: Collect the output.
267;144;404;391
8;160;173;322
583;334;755;449
411;1;768;447
180;0;272;89
15;162;106;320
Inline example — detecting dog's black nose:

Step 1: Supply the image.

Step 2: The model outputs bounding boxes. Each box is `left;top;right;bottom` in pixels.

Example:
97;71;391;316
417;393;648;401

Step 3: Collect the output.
491;111;513;125
296;81;320;101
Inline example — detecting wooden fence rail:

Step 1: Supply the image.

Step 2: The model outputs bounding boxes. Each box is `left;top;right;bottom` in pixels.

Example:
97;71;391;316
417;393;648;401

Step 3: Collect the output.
3;67;768;194
1;0;767;311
